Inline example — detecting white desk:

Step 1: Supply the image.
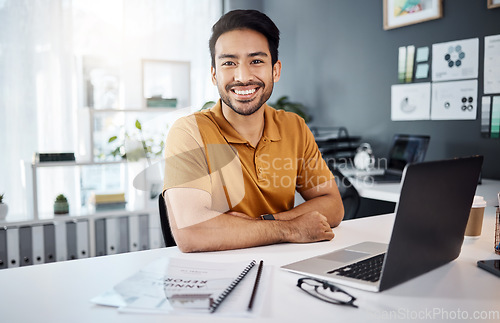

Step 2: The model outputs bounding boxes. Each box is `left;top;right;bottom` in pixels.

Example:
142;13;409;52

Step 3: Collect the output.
350;177;500;206
1;209;499;322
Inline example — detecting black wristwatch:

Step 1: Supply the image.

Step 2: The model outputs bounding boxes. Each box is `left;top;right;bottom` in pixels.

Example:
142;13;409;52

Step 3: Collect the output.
260;214;275;220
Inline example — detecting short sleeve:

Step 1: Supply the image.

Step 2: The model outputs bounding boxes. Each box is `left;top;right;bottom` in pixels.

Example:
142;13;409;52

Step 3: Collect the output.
163;115;211;193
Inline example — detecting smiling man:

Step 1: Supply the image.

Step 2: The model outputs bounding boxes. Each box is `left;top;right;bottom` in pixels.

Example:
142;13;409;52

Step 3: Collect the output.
162;9;344;252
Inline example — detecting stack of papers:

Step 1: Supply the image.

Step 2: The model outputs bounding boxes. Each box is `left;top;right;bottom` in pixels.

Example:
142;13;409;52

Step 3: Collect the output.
88;192;126;211
91;257;270;317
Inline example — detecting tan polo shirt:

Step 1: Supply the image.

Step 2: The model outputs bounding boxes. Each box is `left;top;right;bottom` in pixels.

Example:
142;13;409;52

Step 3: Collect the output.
163;100;333;222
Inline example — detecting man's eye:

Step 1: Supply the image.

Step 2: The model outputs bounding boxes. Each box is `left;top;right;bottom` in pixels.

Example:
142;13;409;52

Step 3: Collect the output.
222;61;235;66
251;59;263;64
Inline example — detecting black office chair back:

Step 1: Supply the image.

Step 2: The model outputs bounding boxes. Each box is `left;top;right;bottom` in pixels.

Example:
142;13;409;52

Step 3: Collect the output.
158;193;177;247
329;167;361;220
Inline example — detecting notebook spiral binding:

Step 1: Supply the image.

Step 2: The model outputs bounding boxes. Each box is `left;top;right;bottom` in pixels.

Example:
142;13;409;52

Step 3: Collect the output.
209;260;257;313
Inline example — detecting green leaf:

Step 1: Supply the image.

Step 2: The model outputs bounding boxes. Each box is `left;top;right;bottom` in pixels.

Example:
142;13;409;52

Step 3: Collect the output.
108;136;118;143
135;120;142;130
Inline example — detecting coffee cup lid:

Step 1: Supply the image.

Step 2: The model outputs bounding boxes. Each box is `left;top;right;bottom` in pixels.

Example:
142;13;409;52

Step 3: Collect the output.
472;195;487;208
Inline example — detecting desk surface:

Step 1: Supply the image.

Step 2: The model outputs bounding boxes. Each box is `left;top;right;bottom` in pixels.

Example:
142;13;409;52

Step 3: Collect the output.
1;209;499;322
350;177;499;206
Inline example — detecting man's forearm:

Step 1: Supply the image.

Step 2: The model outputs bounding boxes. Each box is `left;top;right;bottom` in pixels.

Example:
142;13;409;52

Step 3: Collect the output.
274;193;344;227
172;211;334;253
174;213;288;252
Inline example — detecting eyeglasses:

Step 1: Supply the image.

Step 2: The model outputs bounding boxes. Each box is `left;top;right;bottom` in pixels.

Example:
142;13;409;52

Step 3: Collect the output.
297;277;358;308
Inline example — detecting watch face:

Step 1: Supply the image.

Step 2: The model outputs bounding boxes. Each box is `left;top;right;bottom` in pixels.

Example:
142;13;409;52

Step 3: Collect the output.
261;214;275;220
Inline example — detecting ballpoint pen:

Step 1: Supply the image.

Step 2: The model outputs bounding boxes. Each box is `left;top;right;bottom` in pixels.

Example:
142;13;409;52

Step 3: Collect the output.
248;260;264;311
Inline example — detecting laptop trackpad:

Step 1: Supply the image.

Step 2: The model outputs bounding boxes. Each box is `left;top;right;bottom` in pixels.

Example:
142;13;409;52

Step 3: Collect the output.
319;249;370;263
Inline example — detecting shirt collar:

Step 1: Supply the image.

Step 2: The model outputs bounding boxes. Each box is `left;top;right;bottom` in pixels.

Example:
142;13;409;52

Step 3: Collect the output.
209;99;282;144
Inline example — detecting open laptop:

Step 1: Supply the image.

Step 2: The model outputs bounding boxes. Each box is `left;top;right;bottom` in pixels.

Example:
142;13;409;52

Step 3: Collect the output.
282;155;483;292
364;134;430;183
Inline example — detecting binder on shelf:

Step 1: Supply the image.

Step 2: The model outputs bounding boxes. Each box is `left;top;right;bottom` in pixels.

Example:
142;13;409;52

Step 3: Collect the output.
118;216;129;254
43;223;56;263
128;214;140;252
105;217;119;255
94;218;107;257
32;225;45;265
54;220;67;262
149;212;163;249
33;152;75;163
138;214;150;250
76;220;89;259
0;228;8;269
66;221;78;260
19;226;33;267
6;227;20;268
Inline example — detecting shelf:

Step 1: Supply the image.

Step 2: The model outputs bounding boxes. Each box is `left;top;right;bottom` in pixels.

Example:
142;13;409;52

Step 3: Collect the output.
32;160;127;168
87;107;184;113
1;207;158;227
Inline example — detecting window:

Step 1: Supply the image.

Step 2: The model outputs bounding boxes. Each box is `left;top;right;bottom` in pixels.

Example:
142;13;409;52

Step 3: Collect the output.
0;0;221;220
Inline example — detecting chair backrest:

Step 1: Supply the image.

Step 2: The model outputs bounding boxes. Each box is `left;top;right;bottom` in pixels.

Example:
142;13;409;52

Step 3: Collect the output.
329;167;361;220
158;193;177;247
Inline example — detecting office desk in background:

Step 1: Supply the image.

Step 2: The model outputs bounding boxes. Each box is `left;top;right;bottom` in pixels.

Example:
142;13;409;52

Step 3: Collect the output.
351;177;499;205
341;165;500;218
0;210;499;323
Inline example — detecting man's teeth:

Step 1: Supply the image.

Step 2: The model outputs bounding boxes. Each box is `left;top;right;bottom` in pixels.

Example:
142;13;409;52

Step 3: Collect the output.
234;88;256;95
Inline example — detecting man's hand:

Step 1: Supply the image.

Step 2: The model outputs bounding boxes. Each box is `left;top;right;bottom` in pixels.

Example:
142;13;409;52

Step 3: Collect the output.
286;211;335;243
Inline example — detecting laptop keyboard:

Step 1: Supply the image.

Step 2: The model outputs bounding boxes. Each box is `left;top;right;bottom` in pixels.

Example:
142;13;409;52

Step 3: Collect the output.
328;253;385;282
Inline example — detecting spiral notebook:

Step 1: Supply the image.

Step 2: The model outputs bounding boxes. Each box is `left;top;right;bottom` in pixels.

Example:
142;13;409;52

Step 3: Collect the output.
164;258;257;313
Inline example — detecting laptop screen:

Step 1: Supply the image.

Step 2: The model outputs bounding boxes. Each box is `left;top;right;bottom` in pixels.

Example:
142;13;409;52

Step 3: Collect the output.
387;134;430;171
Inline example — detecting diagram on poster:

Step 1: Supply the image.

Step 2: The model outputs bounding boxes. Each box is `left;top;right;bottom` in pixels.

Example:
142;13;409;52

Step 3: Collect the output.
391;83;431;121
484;34;500;94
431;80;477;120
432;38;478;82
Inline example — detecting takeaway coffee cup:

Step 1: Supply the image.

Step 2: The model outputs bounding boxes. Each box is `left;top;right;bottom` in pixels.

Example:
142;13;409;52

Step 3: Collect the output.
464;196;487;237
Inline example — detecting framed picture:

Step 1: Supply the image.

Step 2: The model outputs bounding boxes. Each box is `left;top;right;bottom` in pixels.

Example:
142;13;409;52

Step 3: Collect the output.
142;59;191;109
488;0;500;9
383;0;443;30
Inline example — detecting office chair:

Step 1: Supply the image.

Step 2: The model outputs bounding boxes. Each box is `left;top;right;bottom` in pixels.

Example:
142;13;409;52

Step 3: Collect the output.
329;167;361;220
158;193;177;247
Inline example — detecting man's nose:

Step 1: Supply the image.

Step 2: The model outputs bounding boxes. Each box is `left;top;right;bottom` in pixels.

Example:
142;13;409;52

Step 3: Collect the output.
234;64;253;82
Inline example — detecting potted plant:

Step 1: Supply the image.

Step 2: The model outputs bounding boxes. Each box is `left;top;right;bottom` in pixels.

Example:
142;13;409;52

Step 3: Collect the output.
269;96;312;123
107;119;166;161
54;194;69;215
0;193;8;221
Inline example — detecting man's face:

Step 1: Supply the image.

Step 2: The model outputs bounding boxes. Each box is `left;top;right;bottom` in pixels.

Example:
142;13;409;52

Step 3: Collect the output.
211;28;281;116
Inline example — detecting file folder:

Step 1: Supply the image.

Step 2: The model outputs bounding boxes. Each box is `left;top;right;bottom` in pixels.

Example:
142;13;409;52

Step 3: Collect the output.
105;217;119;255
118;216;129;254
32;224;45;265
19;226;33;266
54;220;67;262
0;227;7;269
43;223;56;263
138;213;150;250
128;214;140;252
149;212;162;249
6;227;19;268
76;220;89;259
66;221;78;260
94;218;107;257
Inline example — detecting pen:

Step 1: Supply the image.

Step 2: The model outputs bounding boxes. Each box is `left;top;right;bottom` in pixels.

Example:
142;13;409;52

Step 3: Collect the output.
247;260;264;311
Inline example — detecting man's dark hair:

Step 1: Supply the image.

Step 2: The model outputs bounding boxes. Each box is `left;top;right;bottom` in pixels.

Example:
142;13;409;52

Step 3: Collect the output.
209;9;280;68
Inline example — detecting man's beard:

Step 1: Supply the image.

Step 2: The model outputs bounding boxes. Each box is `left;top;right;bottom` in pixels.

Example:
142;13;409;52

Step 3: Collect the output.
219;81;273;116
